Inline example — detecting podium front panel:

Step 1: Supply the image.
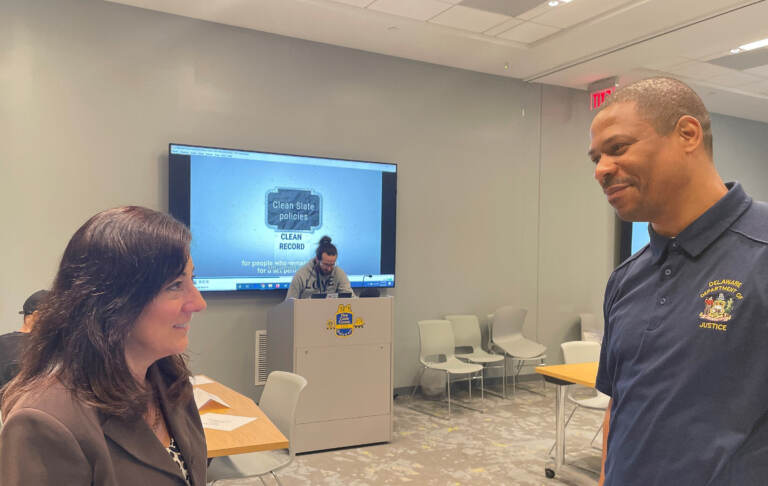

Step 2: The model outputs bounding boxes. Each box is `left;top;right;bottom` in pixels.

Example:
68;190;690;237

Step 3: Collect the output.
295;343;390;423
293;298;391;347
267;296;393;452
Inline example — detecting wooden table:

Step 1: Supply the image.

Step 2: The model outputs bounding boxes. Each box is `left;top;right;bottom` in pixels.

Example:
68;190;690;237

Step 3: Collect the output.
536;362;600;485
193;377;289;458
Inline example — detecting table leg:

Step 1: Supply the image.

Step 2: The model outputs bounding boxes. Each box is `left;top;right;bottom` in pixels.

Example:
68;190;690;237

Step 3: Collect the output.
545;382;596;484
555;383;566;469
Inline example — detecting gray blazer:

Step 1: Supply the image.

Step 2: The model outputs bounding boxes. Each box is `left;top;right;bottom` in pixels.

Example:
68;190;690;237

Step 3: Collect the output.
0;364;206;485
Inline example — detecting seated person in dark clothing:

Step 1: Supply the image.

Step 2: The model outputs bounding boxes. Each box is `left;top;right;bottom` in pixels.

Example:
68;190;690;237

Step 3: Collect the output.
0;290;48;388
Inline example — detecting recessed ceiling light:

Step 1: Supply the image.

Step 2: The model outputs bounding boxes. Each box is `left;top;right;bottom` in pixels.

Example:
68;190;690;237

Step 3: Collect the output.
739;37;768;51
561;0;573;3
730;48;741;54
548;1;559;6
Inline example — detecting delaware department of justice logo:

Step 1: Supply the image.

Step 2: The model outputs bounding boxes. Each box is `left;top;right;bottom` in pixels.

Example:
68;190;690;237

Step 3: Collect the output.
698;279;743;331
326;304;365;337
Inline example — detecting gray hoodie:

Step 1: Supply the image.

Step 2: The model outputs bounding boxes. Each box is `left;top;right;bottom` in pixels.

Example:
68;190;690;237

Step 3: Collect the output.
286;258;354;299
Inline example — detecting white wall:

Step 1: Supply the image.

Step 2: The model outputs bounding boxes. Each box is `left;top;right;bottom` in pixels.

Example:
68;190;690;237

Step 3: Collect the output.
538;85;617;359
711;113;768;200
2;0;765;399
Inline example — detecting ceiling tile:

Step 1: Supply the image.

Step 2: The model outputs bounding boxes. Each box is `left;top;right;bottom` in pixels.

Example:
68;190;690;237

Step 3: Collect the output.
707;71;763;88
368;0;451;21
328;0;374;7
497;21;559;43
644;56;695;71
739;79;768;95
516;2;551;21
438;0;464;4
744;65;768;78
459;0;542;17
430;5;511;32
666;61;735;80
484;17;524;36
708;48;768;70
533;0;627;29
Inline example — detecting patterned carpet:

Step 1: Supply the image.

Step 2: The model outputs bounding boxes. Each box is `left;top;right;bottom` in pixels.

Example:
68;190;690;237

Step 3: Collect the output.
211;381;603;486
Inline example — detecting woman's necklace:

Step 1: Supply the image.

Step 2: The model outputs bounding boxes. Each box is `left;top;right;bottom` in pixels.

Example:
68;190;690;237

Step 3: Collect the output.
146;390;164;434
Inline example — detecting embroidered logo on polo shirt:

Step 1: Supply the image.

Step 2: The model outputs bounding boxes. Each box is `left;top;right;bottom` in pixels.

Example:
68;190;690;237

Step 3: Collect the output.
697;279;743;332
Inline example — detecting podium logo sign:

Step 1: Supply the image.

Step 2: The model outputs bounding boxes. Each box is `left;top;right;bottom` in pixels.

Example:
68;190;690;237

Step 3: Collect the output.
266;188;321;231
326;304;365;337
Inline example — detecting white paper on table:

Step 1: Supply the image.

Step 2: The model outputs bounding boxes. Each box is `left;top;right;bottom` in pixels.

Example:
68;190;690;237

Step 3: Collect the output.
193;388;231;410
200;414;257;431
189;375;214;385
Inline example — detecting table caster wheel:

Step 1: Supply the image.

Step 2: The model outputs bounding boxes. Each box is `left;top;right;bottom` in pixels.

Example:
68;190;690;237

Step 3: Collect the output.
545;468;555;479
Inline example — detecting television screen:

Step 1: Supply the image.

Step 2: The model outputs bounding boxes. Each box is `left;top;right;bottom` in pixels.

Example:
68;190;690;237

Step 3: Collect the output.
169;144;397;292
630;221;650;254
619;220;650;262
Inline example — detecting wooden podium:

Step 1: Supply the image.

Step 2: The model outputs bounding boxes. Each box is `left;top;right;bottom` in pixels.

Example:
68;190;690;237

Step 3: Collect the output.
267;296;393;453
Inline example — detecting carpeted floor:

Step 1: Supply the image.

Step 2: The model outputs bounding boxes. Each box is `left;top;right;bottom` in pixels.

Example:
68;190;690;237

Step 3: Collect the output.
212;381;603;485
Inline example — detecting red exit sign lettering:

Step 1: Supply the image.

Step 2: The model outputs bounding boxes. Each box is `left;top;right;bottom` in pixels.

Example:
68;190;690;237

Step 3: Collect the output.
590;86;615;110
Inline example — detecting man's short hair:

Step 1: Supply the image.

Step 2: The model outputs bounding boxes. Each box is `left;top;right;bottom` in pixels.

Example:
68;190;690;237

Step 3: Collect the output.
603;77;713;156
19;289;49;315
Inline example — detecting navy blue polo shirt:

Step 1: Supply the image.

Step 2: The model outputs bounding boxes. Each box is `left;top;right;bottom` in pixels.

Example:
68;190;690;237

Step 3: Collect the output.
597;182;768;485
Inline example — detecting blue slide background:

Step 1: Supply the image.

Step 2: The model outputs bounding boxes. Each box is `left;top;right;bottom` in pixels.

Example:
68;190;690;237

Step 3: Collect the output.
631;221;650;254
190;155;383;277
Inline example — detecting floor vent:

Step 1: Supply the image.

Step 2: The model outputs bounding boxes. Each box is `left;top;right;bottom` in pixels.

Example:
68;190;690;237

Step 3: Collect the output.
255;330;268;385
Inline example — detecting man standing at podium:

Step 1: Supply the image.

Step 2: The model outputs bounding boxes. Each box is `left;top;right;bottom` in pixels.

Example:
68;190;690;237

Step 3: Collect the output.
286;236;353;299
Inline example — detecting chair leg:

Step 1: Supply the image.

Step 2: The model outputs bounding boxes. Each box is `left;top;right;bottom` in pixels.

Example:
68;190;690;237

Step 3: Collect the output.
446;371;451;418
273;471;283;486
547;405;579;457
502;358;507;398
410;366;426;400
513;359;525;393
259;475;269;486
468;374;472;400
590;423;604;449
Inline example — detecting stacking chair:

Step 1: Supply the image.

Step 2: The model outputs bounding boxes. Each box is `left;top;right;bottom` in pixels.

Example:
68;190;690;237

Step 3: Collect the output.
579;313;604;343
208;371;308;485
410;319;484;418
444;314;506;398
547;341;610;456
489;306;547;393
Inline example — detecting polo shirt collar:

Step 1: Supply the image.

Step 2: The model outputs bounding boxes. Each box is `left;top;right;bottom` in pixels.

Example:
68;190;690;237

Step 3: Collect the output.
648;182;751;264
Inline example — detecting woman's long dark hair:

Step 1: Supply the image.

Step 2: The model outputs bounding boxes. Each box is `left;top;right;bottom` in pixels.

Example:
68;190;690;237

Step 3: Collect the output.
2;206;192;419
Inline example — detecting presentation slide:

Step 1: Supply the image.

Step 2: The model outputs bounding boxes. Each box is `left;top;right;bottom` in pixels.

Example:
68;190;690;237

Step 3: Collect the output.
189;154;383;281
631;221;650;254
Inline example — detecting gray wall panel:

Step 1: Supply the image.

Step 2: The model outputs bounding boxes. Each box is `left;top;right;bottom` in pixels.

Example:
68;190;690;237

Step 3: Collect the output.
2;0;766;400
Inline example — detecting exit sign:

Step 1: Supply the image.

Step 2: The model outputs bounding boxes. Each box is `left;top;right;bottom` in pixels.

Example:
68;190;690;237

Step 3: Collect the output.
590;86;615;110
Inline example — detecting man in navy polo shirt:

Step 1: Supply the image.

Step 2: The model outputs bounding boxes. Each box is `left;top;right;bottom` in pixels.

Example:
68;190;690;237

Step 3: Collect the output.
589;77;768;485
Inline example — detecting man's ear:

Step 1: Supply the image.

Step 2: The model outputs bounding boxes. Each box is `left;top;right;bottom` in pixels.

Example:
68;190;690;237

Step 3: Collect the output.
676;115;703;154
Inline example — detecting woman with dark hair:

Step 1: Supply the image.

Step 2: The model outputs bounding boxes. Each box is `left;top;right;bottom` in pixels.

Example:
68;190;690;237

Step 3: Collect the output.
285;235;353;299
0;206;207;485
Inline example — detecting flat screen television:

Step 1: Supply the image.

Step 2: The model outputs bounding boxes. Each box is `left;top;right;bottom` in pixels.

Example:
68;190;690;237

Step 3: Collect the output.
618;220;650;262
169;144;397;292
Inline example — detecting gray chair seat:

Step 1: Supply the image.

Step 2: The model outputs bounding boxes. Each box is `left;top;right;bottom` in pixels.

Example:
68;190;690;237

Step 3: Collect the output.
426;356;483;375
456;349;505;364
493;336;546;359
